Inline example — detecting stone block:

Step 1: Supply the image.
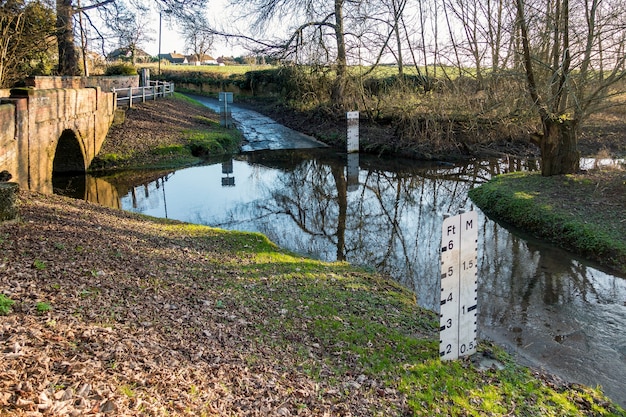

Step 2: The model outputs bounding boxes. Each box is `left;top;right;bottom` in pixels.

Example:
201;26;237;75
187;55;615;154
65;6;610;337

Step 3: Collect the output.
112;108;126;126
0;182;19;222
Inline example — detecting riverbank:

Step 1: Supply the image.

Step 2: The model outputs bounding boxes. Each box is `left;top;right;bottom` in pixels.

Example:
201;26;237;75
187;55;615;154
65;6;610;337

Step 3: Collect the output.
2;191;625;416
91;93;241;171
469;168;626;274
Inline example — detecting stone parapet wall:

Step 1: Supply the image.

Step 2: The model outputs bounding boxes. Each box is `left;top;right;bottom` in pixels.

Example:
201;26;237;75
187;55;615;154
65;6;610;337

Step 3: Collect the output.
0;103;17;183
26;76;139;91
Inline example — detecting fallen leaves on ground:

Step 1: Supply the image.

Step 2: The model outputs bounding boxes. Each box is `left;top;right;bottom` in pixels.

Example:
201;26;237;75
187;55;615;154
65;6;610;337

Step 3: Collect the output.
0;192;417;416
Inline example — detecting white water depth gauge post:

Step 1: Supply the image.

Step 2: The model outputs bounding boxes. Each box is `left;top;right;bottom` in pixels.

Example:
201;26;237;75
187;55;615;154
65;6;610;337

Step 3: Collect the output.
346;111;359;153
439;210;478;361
219;92;234;128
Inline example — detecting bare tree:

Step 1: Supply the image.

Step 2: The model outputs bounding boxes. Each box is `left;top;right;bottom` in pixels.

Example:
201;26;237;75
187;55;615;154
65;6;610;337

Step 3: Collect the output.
355;0;411;75
57;0;120;75
516;0;626;175
0;2;26;86
180;13;214;61
389;0;408;75
230;0;352;102
107;5;154;65
484;0;515;72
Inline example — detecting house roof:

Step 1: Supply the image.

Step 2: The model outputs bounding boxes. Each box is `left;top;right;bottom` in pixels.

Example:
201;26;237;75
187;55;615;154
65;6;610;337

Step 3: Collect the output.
187;53;215;62
108;47;150;59
158;52;187;63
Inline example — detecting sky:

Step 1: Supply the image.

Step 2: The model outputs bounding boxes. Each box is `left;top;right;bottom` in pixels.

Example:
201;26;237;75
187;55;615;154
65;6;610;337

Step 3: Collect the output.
142;1;247;58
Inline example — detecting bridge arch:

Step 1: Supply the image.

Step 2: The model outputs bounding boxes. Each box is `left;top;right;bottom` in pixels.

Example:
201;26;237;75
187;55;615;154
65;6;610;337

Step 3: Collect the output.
52;129;87;174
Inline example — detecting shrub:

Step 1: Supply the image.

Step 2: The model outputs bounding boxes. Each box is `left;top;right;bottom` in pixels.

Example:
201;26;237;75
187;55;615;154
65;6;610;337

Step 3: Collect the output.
105;63;138;76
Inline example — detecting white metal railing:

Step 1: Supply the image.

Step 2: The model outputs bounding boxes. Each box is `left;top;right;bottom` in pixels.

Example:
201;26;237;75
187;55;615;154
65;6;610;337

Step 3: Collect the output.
112;81;175;108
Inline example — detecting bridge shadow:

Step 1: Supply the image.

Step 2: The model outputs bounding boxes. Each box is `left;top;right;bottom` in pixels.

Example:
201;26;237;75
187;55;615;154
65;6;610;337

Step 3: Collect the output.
51;129;89;199
53;129;86;174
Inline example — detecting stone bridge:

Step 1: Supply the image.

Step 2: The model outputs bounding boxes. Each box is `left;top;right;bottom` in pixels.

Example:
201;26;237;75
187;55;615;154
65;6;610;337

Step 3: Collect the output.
0;82;117;194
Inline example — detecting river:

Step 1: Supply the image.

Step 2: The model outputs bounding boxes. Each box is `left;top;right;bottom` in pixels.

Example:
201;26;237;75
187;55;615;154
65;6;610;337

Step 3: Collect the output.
54;98;626;407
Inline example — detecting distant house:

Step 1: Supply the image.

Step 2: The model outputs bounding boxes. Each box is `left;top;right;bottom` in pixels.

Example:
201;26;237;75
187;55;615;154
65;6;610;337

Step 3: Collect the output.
216;56;235;66
107;47;151;63
186;53;217;65
158;52;188;64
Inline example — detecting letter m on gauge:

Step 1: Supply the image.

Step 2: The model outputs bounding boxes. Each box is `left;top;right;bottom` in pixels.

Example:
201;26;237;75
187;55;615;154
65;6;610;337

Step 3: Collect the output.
439;211;478;361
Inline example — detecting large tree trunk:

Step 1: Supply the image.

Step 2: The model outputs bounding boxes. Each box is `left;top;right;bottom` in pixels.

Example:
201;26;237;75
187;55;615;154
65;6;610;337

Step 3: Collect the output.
56;0;80;76
331;0;347;104
539;118;580;176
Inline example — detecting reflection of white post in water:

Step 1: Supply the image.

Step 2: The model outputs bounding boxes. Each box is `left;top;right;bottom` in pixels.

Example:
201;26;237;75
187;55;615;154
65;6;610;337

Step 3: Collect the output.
347;111;359;153
161;176;168;218
221;159;235;187
347;153;359;192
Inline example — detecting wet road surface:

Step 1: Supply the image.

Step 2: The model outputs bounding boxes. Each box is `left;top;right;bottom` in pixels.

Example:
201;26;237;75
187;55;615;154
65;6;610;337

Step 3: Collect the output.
187;95;328;152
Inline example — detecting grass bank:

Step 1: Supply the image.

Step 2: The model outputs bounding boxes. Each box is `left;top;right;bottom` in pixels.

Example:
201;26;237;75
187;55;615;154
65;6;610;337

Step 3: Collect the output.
0;192;624;416
469;168;626;274
91;93;241;171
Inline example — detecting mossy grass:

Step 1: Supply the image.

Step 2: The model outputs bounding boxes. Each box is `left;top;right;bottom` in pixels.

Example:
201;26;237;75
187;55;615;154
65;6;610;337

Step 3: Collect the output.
175;94;242;156
469;171;626;273
95;148;200;171
153;221;624;416
171;91;213;108
184;128;241;156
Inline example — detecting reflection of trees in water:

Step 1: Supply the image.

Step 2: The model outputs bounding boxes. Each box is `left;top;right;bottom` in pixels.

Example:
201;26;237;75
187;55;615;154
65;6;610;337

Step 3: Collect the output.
479;217;626;402
479;217;626;334
247;158;491;309
236;155;623;319
115;154;621;324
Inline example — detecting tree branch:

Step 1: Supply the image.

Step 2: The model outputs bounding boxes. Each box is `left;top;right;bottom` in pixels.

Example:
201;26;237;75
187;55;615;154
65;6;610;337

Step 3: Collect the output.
74;0;115;13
